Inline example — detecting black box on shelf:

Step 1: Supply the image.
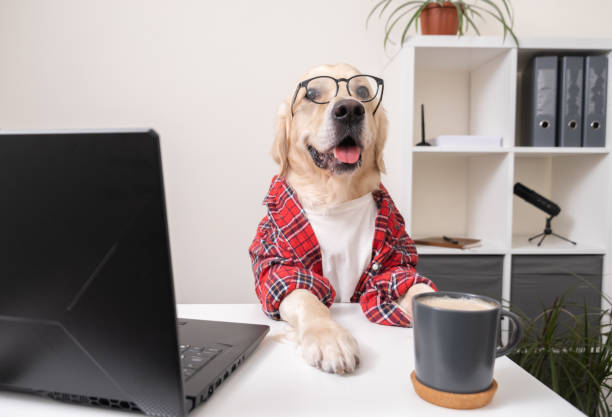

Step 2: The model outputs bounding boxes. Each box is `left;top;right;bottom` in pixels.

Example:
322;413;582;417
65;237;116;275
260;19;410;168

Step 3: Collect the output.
417;255;503;301
510;254;603;337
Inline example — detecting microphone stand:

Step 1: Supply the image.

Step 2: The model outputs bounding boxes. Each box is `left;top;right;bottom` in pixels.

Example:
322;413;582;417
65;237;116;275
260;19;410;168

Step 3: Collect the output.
528;215;577;247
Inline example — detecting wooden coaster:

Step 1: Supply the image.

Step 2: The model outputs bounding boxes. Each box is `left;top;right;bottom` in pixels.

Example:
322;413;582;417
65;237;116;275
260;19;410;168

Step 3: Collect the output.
411;370;498;410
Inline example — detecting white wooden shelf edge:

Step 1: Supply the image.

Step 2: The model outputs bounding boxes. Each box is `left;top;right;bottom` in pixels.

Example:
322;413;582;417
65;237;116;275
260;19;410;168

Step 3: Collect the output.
411;146;610;155
415;244;507;255
412;146;509;154
513;147;610;155
511;235;606;255
415;237;606;255
517;37;612;50
402;35;516;48
401;35;612;50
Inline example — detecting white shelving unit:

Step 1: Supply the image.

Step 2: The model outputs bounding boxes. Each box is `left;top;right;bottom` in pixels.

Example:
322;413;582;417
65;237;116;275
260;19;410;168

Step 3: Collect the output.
384;35;612;308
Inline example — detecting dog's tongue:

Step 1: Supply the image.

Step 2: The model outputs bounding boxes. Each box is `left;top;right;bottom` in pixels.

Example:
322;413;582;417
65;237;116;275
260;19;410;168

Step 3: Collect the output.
333;146;361;164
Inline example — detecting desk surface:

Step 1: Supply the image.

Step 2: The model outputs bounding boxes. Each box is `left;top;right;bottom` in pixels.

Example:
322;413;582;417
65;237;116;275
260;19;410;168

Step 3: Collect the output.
1;304;584;417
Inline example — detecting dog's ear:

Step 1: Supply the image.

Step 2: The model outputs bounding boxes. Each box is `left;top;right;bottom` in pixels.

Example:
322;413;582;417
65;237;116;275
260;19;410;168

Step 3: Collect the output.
374;109;388;174
271;101;290;177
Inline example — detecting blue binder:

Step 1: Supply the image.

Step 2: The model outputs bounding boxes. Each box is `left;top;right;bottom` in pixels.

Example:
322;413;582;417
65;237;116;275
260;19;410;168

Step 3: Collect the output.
557;56;584;147
582;55;608;147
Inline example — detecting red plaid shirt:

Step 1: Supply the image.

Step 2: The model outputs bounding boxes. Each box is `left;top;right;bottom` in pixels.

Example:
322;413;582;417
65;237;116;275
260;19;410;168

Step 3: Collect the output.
249;176;436;327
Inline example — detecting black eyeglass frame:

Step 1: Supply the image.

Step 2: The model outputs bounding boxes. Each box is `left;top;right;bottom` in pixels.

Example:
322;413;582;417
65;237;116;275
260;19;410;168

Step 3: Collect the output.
290;74;384;117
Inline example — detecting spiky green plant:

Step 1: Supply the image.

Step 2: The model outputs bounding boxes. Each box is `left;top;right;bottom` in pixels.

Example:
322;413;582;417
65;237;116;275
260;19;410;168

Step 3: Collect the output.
509;289;612;417
366;0;519;50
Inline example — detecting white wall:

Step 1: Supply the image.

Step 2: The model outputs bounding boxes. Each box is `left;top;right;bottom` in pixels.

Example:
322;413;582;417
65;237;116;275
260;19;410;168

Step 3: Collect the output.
1;0;611;303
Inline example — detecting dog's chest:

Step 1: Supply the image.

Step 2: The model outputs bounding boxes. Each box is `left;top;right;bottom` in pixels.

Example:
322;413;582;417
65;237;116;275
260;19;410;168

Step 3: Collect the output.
303;193;377;302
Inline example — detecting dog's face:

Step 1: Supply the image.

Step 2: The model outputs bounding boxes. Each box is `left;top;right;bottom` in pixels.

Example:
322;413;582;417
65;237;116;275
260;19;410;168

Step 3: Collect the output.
273;64;388;180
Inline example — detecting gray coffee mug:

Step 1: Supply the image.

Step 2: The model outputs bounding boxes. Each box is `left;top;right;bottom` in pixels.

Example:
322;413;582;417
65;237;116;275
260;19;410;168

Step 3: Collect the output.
412;291;522;394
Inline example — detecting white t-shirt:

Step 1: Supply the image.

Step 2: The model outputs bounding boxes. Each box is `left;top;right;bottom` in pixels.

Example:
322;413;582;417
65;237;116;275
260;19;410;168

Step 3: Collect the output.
303;193;378;303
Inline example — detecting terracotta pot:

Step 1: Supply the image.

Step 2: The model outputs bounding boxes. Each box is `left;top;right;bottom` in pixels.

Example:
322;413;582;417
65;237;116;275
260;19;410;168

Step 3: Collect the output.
419;1;459;35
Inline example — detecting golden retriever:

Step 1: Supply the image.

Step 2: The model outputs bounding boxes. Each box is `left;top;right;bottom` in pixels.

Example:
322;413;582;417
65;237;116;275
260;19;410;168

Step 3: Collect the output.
267;63;433;374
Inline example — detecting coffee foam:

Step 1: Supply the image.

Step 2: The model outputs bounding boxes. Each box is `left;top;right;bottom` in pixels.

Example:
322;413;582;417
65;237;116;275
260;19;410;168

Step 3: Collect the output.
418;295;497;311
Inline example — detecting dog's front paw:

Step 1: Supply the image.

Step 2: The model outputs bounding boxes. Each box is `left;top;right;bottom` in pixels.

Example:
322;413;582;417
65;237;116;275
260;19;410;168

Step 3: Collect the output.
297;322;359;375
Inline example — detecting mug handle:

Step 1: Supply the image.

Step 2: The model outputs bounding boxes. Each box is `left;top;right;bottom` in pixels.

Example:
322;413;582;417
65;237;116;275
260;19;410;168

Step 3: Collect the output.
496;310;523;358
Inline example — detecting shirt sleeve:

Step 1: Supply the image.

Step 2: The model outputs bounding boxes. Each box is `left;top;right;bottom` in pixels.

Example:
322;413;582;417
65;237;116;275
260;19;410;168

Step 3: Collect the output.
249;215;336;320
358;201;437;327
360;266;437;327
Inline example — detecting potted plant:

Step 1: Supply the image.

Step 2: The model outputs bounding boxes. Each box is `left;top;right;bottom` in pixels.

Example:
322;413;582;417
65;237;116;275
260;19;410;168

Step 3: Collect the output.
509;290;612;417
367;0;519;49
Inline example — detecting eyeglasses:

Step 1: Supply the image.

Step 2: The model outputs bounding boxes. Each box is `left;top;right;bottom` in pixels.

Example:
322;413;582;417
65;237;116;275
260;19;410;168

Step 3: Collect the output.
290;74;384;116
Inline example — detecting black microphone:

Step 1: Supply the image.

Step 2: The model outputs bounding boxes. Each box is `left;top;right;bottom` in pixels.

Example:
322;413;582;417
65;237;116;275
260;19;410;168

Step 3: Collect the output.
513;182;561;217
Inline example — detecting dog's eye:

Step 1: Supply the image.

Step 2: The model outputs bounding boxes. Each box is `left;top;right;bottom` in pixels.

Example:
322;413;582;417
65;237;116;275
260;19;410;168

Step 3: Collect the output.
355;86;370;100
306;88;320;101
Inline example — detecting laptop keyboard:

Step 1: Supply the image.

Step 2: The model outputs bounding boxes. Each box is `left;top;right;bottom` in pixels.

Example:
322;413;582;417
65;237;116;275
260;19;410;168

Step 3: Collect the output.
180;344;223;380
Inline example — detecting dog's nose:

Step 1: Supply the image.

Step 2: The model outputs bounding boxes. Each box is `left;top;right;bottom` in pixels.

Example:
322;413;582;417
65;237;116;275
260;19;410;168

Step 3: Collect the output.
332;99;365;124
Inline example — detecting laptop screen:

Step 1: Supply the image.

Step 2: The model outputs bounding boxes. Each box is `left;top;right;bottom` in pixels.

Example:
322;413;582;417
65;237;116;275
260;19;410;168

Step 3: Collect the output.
0;130;186;416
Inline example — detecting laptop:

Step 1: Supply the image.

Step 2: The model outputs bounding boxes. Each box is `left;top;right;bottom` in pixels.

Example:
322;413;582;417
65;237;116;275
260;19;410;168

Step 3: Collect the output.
0;129;269;416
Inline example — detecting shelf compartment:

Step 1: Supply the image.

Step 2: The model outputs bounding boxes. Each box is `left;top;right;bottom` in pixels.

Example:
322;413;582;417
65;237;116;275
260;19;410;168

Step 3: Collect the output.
411;152;510;250
515;48;612;149
512;153;609;250
412;45;516;147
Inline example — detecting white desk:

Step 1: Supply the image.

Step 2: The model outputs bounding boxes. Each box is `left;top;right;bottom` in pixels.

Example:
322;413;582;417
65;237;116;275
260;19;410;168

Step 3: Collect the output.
1;304;584;417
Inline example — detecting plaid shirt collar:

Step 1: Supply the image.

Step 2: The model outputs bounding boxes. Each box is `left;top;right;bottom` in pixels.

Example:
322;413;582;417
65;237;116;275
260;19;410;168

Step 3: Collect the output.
263;175;387;208
262;175;393;274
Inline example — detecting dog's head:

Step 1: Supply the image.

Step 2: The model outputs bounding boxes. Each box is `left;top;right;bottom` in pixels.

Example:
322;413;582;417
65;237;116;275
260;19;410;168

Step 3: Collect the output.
273;64;388;179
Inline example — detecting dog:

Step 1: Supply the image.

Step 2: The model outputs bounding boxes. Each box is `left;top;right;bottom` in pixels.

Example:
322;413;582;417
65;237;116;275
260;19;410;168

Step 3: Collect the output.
250;64;436;374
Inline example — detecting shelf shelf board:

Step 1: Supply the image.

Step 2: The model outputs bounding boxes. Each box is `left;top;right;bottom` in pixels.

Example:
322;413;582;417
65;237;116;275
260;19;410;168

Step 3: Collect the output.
403;35;612;51
403;35;515;49
412;146;610;156
513;147;610;156
416;243;506;256
511;235;605;255
412;43;513;71
412;146;509;156
517;37;612;51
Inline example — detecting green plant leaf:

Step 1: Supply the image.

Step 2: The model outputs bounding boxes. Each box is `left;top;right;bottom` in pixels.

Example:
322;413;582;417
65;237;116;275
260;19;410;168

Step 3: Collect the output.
451;2;464;36
384;1;424;33
463;11;481;35
379;0;395;18
480;3;519;46
549;353;559;392
508;281;612;416
384;8;420;50
468;6;485;22
400;2;430;45
366;0;392;29
568;270;612;307
387;6;424;36
477;0;510;25
565;353;605;392
470;4;519;46
602;391;612;417
499;0;514;27
558;360;586;411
